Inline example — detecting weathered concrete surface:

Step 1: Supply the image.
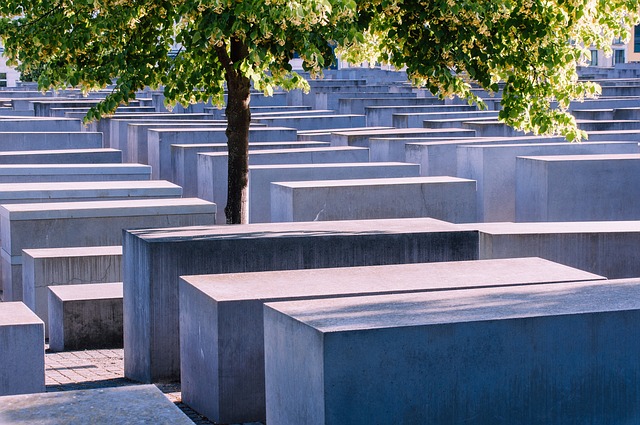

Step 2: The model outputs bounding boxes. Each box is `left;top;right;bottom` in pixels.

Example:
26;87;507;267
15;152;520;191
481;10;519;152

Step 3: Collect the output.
0;164;151;183
48;282;123;351
264;279;640;425
124;218;479;383
0;385;194;424
0;302;44;396
180;258;604;424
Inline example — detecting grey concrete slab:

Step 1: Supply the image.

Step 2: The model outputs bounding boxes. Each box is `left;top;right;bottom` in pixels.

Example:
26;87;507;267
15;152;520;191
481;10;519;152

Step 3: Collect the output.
366;105;480;127
331;128;476;148
0;132;103;151
271;176;476;223
457;142;640;222
121;120;227;163
48;282;123;351
248;162;420;223
577;119;640;131
338;97;443;115
0;385;194;424
172;141;330;197
252;114;365;131
264;279;640;425
123;218;479;383
22;246;123;336
462;121;526;137
405;136;566;177
515;153;640;222
1;198;216;302
458;220;640;279
297;126;392;143
0;118;82;132
392;110;499;128
0;148;122;165
0;164;151;183
198;147;370;222
181;257;603;424
148;127;297;179
0;302;44;396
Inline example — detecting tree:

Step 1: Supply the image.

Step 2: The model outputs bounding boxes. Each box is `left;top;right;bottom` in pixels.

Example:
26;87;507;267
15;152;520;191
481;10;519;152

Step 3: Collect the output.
0;0;362;223
343;0;639;141
1;0;639;223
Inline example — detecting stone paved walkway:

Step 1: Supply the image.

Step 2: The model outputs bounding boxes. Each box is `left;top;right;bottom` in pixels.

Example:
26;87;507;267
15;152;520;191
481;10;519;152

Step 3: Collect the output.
45;347;259;425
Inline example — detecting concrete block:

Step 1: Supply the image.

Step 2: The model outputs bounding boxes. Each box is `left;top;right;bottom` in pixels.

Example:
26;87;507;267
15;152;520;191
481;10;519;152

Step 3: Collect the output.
0;164;151;184
172;141;329;197
180;258;603;423
0;132;103;151
457;142;640;222
459;221;640;279
197;147;370;221
0;148;122;165
366;104;479;127
48;282;123;351
252;114;365;130
331;128;475;148
0;385;194;424
0;302;44;396
22;246;122;336
264;279;640;425
147;127;298;179
392;110;499;128
248;162;420;223
123;218;479;383
271;176;477;223
0;118;82;132
1;198;216;301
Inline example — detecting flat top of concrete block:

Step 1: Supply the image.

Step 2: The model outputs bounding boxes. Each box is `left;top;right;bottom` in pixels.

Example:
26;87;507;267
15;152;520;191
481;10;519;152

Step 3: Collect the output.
406;136;565;146
0;131;99;135
0;148;120;156
0;384;193;424
458;220;640;235
126;217;467;242
22;245;122;259
332;128;475;136
518;153;640;161
0;198;215;220
0;164;150;175
184;257;604;302
250;162;414;170
49;282;123;301
199;146;368;158
0;302;43;326
265;279;639;332
148;126;294;133
463;141;635;149
172;141;330;149
0;180;180;197
272;176;475;188
298;126;391;135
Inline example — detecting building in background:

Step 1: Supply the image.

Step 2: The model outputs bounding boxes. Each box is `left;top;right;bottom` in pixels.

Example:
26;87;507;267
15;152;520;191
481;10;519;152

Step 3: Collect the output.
0;43;20;87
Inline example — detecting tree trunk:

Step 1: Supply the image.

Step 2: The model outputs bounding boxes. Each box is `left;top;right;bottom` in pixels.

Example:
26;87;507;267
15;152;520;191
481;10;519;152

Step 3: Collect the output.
223;39;251;224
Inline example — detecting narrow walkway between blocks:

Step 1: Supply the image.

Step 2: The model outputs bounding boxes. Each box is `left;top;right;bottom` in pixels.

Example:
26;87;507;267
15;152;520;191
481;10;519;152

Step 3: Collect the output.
45;347;263;425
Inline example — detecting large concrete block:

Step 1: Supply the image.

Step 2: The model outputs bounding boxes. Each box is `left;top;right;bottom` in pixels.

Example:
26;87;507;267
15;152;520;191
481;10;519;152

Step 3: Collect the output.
198;147;370;221
248;162;420;223
331;128;475;148
0;302;44;396
123;218;479;383
0;117;82;132
1;198;216;301
457;142;640;222
271;176;477;223
392;110;499;128
0;385;194;424
0;132;103;151
48;282;123;351
147;127;298;179
22;245;123;336
264;279;640;425
172;141;329;197
180;258;604;423
366;104;479;127
252;114;366;130
0;164;151;183
459;221;640;279
515;154;640;222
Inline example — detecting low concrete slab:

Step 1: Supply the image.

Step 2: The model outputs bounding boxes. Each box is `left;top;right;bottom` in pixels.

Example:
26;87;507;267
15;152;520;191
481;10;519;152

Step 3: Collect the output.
271;176;477;223
0;132;103;151
0;164;151;183
264;279;640;425
0;385;193;424
48;282;123;351
0;148;122;165
123;218;479;383
0;302;44;396
22;246;123;336
180;258;604;424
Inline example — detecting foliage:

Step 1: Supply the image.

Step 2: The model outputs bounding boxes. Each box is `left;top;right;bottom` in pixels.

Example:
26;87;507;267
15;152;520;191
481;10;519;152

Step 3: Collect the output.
0;0;361;120
340;0;640;141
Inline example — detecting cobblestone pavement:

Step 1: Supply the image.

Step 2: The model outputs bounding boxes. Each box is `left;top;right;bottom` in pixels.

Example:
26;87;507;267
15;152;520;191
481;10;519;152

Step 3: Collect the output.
45;347;262;425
